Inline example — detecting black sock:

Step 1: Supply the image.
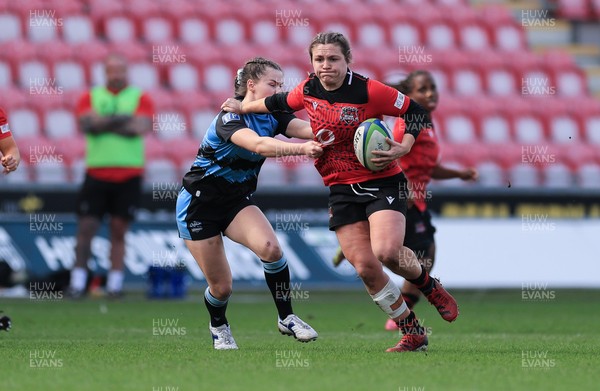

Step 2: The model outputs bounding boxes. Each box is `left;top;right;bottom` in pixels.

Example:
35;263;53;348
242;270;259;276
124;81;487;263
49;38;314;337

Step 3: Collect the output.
397;311;425;335
204;288;229;327
407;265;436;295
401;293;420;309
262;257;294;320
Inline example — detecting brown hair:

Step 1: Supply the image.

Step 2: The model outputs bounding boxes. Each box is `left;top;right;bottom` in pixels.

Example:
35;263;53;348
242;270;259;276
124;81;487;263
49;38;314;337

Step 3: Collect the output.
395;70;433;95
308;32;352;64
234;57;283;98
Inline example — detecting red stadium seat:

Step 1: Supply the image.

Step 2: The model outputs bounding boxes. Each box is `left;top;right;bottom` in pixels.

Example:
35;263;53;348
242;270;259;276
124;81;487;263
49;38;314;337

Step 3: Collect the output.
0;59;12;88
190;110;218;140
44;108;78;140
102;13;138;43
144;158;179;185
7;107;43;138
167;63;201;92
54;61;87;91
577;163;600;188
492;21;527;51
153;107;189;141
552;67;588;97
62;14;95;43
162;137;202;168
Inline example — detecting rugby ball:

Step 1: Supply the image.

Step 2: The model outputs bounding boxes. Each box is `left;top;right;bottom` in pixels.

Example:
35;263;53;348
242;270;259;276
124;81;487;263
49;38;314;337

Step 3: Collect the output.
353;118;393;171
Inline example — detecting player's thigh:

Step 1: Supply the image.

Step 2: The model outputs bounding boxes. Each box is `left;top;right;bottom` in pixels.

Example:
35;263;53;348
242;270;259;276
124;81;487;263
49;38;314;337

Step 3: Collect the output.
77;174;109;218
368;209;405;262
109;176;142;220
336;221;382;274
224;205;282;261
184;236;232;294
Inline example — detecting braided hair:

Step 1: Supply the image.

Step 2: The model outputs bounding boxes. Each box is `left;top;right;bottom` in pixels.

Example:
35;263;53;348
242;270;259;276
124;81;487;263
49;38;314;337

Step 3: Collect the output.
234;57;283;98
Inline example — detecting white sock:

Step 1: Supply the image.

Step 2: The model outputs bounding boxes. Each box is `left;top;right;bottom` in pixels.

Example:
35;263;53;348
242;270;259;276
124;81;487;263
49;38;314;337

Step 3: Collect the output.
107;270;124;293
70;267;88;291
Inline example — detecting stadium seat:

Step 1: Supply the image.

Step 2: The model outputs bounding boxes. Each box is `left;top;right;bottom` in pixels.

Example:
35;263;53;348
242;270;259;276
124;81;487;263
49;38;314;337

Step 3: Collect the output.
477;107;512;144
18;60;50;89
44;108;78;140
32;160;70;184
26;9;60;42
167;63;200;92
508;163;541;188
128;62;161;91
140;14;176;44
593;0;600;18
69;157;86;184
451;66;485;96
553;67;588;97
0;13;23;42
0;60;12;88
178;15;211;44
103;14;138;42
475;161;505;187
8;108;42;138
152;108;189;140
584;115;600;145
162;137;201;168
54;61;87;91
542;162;574;188
203;63;235;92
548;112;582;144
577;163;600;188
62;14;95;43
492;21;527;51
191;110;217;140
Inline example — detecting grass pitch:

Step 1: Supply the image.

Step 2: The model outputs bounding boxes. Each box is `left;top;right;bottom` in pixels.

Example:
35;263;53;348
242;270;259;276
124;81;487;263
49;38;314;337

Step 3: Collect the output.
2;289;599;391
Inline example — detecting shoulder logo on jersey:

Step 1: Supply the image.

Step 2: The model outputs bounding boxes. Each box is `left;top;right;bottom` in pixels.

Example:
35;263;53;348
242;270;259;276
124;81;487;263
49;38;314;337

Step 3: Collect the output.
0;123;10;134
222;112;240;125
340;107;359;125
394;92;406;110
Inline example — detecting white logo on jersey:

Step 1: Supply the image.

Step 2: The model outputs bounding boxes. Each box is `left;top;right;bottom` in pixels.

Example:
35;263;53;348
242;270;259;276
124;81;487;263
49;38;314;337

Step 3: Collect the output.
386;196;395;205
394;91;406;110
0;123;10;134
222;112;240;125
312;101;318;111
315;128;335;146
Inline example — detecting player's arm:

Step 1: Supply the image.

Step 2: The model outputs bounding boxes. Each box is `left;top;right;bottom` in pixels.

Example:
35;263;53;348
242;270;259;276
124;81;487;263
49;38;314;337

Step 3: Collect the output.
78;93;153;137
222;82;306;114
284;118;314;140
0;135;20;174
432;164;478;181
230;129;322;158
369;81;430;166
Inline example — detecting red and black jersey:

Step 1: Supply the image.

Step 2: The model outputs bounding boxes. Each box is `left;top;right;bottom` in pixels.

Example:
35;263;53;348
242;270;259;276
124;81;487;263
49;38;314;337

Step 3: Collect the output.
266;71;411;186
393;117;440;212
0;107;13;140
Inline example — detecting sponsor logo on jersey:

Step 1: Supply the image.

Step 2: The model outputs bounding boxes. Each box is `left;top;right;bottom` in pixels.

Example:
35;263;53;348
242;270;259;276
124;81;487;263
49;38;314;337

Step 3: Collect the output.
340;107;359;125
386;196;395;205
394;92;405;110
0;123;10;134
312;101;318;111
222;112;240;125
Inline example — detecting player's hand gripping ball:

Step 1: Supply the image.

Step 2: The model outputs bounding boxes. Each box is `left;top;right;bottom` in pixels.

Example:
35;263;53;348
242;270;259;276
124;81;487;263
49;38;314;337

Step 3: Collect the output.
353;118;393;171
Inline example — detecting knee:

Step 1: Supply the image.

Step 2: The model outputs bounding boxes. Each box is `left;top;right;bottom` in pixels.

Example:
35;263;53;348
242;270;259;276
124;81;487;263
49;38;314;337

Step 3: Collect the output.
374;245;400;270
209;284;232;301
257;241;283;262
354;261;380;287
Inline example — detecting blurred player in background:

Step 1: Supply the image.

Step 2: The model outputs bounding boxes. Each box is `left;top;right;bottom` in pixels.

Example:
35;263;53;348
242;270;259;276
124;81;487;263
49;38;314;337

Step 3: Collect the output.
177;57;321;350
0;107;20;174
68;54;154;298
222;33;459;352
332;70;478;330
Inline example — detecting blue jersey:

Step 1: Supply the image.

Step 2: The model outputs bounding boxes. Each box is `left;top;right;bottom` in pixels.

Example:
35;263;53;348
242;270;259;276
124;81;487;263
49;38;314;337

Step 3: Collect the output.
182;110;295;197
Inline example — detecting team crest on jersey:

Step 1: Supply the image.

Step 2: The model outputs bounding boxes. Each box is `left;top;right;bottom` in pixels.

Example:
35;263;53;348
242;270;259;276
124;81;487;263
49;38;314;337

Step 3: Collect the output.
222;112;240;125
0;123;9;134
339;107;359;125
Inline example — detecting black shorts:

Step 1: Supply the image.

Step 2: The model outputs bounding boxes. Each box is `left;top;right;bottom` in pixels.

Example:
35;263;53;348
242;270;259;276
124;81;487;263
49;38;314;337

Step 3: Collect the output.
403;205;436;254
176;179;254;241
77;174;142;220
328;173;408;231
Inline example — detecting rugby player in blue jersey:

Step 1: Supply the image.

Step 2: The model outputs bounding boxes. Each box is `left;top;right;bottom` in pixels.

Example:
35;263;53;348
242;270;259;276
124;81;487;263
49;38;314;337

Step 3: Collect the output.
176;58;322;350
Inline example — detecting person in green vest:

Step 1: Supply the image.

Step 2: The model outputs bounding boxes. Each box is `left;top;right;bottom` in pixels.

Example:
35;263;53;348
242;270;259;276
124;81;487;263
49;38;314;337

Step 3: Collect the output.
69;53;154;298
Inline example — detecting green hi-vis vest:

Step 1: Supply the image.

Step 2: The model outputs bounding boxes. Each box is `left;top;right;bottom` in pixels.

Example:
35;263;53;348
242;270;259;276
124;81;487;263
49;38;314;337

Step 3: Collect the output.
86;86;145;168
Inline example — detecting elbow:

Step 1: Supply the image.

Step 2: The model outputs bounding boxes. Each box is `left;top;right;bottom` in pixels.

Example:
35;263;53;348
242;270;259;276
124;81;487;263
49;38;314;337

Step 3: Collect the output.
254;139;274;157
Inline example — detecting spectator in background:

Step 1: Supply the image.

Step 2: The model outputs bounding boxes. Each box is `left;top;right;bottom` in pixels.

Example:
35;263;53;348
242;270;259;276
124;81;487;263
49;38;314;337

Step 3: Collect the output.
68;54;154;298
0;107;20;174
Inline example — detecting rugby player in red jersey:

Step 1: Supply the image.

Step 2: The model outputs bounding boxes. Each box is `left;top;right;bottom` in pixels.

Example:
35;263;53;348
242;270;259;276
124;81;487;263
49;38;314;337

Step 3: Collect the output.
0;107;20;174
222;33;459;352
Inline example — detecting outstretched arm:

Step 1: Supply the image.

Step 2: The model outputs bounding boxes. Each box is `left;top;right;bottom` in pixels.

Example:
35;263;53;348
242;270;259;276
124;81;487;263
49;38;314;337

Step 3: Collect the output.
432;164;478;181
230;128;322;159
